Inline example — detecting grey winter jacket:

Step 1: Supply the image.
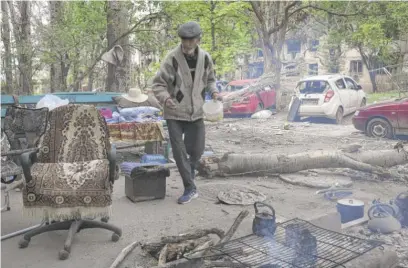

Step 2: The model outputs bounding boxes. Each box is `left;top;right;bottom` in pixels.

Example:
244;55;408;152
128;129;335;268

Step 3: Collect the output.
152;45;218;121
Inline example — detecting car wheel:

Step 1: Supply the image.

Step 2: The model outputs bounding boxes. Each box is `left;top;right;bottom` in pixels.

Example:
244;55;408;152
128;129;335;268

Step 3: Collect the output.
360;98;366;107
367;118;394;139
335;107;343;124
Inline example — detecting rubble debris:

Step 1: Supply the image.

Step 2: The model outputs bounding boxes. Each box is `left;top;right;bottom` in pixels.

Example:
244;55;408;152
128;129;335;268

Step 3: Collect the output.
348;225;408;267
341;143;362;153
279;171;353;189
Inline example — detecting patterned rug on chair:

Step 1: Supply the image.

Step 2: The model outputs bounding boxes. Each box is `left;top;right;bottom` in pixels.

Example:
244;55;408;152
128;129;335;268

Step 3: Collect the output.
22;105;113;221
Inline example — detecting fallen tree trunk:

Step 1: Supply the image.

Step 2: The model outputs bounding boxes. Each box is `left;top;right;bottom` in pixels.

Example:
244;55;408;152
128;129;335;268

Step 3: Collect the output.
198;149;407;178
348;150;408;167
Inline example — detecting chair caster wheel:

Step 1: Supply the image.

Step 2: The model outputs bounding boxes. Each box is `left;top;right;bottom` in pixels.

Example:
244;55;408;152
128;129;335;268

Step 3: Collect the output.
101;217;109;223
59;249;70;260
18;238;30;248
111;233;120;242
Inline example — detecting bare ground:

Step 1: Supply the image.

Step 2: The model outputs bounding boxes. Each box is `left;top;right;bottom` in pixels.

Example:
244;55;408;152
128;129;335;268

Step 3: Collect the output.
1;114;407;268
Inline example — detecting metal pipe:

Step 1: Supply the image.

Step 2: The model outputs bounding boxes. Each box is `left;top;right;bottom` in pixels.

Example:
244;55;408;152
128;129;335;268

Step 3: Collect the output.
1;223;43;241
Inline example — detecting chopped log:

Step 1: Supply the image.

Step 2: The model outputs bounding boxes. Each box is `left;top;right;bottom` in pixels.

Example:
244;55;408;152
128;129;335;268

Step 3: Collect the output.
150;258;204;268
218;210;249;244
158;244;168;265
166;236;211;261
185;240;214;259
198;149;408;178
109;241;140;268
142;228;223;258
142;241;165;257
184;210;250;262
161;228;225;244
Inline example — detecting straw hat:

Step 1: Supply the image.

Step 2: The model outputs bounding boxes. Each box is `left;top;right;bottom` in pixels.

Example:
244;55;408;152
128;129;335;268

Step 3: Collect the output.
122;87;148;103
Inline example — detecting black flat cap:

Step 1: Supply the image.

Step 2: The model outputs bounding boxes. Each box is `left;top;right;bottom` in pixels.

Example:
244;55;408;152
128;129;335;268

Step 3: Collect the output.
178;21;202;39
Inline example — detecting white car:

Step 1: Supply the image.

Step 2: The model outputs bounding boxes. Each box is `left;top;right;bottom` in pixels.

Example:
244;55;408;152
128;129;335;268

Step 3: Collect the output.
289;74;366;124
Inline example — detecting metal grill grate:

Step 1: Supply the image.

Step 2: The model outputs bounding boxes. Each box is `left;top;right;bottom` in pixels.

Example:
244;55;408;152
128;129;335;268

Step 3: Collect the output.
201;218;383;268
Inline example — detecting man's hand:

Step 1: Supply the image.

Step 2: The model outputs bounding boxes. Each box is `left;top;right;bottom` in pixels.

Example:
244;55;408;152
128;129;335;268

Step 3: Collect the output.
212;92;222;101
165;98;177;109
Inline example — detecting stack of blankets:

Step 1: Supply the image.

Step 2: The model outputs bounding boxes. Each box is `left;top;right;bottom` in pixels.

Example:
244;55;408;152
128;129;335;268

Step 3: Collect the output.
103;107;163;124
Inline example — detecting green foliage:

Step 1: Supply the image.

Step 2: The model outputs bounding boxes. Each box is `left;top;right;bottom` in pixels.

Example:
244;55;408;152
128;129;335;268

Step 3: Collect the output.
316;1;408;66
160;1;256;76
43;1;107;62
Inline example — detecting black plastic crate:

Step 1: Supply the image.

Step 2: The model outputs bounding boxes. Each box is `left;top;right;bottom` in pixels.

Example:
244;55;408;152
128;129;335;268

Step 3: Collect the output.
125;166;170;202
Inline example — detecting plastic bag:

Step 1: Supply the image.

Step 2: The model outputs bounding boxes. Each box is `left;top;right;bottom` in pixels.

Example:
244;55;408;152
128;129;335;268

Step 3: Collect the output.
36;94;69;111
203;100;223;122
251;110;272;119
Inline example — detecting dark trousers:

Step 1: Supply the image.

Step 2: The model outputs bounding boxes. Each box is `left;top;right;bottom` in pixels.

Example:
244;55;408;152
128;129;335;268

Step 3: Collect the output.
167;119;205;192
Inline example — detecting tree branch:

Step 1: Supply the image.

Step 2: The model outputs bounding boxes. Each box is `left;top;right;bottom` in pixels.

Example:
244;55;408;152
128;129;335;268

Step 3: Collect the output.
250;1;264;26
307;5;366;17
267;1;299;35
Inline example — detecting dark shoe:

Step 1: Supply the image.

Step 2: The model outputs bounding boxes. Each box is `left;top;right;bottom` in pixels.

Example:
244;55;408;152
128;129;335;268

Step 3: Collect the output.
177;189;198;204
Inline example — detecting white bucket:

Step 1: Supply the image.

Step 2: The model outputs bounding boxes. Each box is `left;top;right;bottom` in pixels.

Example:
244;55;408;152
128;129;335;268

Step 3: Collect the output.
203;100;223;122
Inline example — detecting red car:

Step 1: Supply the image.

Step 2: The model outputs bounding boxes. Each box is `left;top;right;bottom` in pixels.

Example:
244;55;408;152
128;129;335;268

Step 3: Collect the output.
352;98;408;138
222;80;276;117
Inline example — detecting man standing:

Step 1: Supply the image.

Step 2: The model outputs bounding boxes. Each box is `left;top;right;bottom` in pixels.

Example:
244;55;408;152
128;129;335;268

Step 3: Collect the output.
152;21;219;204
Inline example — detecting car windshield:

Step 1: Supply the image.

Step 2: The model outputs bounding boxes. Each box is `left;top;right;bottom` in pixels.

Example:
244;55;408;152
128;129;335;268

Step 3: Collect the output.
296;80;331;94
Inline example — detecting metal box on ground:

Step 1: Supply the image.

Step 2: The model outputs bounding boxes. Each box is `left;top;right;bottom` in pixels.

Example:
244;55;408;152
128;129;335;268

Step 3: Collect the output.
125;165;170;202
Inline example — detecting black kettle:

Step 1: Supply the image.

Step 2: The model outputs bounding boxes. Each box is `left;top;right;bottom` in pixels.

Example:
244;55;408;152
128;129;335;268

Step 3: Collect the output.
252;202;277;237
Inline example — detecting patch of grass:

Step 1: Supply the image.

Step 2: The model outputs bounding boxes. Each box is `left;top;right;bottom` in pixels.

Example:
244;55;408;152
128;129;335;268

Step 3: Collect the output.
366;90;401;104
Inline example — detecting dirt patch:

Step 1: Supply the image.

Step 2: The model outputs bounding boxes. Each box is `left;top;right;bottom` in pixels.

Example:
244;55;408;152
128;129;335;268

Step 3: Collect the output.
2;115;407;268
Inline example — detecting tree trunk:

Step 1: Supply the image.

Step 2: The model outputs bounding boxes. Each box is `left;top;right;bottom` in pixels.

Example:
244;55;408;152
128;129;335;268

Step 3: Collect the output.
368;70;378;93
106;0;130;93
18;1;32;95
358;46;378;93
1;1;13;94
87;71;94;92
198;149;407;179
251;1;298;111
71;50;81;92
8;1;32;95
210;1;216;53
49;1;65;92
261;38;275;74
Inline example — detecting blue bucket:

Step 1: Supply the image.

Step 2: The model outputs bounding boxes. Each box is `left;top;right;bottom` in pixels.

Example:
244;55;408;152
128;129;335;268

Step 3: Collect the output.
336;199;365;224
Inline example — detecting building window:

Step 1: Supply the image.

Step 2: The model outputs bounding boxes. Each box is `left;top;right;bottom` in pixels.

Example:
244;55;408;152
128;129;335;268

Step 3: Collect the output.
350;60;363;74
257;49;263;58
286;39;301;54
308;64;318;75
310;40;319;52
